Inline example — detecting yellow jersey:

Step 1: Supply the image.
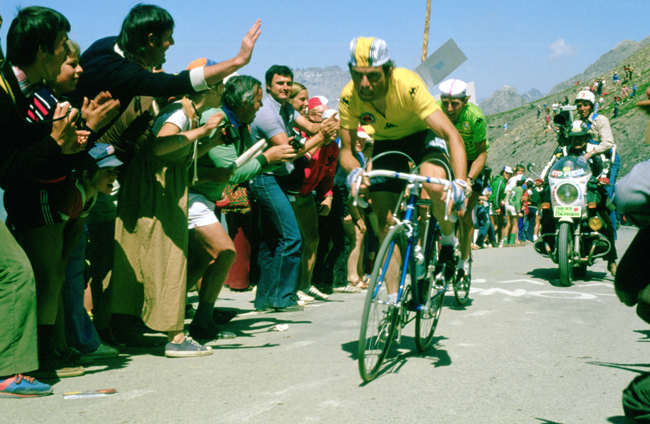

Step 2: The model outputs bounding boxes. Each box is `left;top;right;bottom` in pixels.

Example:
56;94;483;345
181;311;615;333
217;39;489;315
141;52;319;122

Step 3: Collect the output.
339;68;440;140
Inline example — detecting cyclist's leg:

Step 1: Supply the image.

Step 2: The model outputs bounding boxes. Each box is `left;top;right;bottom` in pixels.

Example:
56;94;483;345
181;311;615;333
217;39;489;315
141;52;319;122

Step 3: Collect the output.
459;190;480;263
367;135;426;297
420;151;456;277
369;191;401;295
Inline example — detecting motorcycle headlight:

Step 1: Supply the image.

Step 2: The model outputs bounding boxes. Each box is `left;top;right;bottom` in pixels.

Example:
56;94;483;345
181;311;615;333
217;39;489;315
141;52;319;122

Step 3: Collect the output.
589;216;603;231
556;183;578;205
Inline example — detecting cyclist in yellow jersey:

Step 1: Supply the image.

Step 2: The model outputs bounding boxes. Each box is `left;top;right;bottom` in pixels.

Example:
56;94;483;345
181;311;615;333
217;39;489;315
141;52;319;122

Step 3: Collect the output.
339;37;468;301
438;78;489;277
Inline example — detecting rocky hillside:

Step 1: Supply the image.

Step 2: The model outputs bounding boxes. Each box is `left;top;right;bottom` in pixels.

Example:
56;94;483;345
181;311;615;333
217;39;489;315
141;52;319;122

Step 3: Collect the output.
548;37;650;95
293;66;350;110
480;86;545;115
484;42;650;180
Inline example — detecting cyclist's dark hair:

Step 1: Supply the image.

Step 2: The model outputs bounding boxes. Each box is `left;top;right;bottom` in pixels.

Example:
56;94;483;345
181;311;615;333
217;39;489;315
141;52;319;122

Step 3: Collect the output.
265;65;293;92
6;6;71;67
223;75;262;110
116;4;174;57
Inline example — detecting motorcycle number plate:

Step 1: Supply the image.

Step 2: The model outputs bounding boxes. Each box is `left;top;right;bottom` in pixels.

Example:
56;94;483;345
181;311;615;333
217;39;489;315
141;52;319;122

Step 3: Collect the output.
554;206;581;217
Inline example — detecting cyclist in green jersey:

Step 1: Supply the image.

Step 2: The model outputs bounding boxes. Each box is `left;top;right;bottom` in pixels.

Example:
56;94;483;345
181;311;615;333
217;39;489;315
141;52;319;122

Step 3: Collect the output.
438;79;488;277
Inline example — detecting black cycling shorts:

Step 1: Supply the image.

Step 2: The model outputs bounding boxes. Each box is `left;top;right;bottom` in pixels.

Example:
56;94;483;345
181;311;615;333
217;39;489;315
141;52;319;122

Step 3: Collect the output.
370;130;451;193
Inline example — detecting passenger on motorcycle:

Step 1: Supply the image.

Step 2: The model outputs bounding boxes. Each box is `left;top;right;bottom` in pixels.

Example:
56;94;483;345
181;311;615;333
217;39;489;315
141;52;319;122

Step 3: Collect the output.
575;91;618;275
540;120;617;275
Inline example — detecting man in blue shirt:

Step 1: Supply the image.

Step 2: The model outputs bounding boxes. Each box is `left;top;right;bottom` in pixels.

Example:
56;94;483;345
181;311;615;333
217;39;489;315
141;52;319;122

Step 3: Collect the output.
249;65;338;311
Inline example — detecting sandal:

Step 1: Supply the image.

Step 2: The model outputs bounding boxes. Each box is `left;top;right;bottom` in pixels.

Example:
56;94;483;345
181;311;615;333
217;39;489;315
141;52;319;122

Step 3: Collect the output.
355;275;370;290
333;284;362;293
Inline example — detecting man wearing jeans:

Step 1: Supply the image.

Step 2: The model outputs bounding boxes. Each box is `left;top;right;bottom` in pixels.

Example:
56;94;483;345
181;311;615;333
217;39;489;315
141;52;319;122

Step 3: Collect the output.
249;65;338;311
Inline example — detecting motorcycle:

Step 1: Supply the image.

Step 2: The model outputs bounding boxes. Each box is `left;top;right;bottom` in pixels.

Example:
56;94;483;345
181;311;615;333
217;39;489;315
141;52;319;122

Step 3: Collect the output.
531;157;611;286
530;106;613;286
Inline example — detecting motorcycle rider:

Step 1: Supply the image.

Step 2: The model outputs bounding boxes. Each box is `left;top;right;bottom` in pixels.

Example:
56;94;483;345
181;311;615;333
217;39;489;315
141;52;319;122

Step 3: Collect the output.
540;120;617;276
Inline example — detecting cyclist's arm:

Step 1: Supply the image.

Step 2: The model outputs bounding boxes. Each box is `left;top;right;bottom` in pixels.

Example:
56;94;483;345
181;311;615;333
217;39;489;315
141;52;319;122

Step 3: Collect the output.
424;109;467;180
468;140;487;183
339;128;362;172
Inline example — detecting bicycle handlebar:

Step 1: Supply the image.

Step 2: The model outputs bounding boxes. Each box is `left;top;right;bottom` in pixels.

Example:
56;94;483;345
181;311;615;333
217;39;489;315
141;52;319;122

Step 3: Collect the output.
352;170;454;221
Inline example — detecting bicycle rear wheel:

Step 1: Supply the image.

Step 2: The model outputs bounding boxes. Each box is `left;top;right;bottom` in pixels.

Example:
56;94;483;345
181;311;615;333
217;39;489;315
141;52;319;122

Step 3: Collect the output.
358;224;406;382
415;228;443;351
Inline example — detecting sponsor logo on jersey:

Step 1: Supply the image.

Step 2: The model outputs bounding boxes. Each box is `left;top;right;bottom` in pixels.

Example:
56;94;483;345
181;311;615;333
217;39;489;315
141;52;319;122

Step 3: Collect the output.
409;86;418;99
359;112;376;124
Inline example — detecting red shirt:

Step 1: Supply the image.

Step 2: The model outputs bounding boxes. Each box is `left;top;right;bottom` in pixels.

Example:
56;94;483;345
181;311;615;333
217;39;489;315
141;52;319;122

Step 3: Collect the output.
299;142;339;197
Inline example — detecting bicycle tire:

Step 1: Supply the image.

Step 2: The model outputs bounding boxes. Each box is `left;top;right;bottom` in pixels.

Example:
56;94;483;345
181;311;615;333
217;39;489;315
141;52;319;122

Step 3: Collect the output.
558;221;573;287
453;255;471;305
415;229;443;351
358;224;406;382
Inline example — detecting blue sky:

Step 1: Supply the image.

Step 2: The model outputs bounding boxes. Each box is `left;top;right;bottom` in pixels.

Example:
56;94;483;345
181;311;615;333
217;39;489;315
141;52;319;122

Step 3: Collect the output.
1;0;648;101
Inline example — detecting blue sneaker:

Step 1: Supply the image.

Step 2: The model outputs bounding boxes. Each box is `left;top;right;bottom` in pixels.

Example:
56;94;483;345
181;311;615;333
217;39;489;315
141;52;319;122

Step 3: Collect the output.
0;374;52;398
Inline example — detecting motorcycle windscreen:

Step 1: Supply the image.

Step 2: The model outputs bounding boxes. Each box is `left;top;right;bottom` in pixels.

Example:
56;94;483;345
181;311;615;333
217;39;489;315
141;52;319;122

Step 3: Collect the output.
548;155;592;179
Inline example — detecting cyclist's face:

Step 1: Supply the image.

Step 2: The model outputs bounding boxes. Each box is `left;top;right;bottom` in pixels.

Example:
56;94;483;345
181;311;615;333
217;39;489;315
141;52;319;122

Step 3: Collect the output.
351;66;389;102
441;97;467;123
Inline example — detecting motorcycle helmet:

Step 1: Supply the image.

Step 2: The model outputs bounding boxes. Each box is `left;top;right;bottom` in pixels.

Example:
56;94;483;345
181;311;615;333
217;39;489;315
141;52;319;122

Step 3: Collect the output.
568;120;589;137
575;90;595;106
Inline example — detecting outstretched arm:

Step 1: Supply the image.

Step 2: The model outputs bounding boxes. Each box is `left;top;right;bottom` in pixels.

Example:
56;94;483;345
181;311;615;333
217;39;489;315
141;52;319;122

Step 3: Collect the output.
203;20;261;86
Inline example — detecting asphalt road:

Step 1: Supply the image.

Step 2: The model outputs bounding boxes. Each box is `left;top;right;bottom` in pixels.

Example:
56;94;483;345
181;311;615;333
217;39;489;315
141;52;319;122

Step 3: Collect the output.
4;227;645;424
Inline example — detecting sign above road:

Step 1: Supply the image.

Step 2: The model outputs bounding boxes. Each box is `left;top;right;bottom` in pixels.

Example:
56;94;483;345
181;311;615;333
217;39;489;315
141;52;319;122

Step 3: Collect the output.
415;38;467;87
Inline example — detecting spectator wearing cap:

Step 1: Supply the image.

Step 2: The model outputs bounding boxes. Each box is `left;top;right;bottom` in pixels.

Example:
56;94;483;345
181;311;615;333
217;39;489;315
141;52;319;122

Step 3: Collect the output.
187;75;296;336
438;78;489;274
58;145;122;363
248;65;339;312
69;5;260;346
110;57;226;357
489;166;512;247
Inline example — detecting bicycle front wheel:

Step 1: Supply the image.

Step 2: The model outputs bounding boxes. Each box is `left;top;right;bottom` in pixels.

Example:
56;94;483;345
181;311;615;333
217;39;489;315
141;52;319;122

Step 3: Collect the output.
358;224;406;382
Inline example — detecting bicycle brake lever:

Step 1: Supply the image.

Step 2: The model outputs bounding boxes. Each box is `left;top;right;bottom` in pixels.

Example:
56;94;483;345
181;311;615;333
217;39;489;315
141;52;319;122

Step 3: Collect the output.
352;174;369;208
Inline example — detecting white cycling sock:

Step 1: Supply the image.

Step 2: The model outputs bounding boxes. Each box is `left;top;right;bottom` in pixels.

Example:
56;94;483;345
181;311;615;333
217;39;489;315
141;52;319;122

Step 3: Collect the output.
388;293;398;304
458;259;466;270
441;232;456;246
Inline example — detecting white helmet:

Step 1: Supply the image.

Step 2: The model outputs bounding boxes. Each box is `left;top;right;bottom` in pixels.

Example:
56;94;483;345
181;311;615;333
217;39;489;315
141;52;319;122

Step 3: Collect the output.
568;120;589;137
575;90;595;106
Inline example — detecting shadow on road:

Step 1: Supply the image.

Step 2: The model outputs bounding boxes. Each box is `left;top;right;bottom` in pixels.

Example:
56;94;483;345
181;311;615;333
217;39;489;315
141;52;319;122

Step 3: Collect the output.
634;329;650;342
341;334;451;385
587;360;650;374
606;416;628;424
526;267;610;287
